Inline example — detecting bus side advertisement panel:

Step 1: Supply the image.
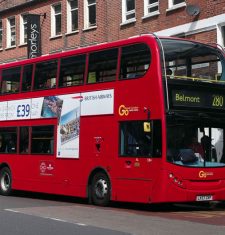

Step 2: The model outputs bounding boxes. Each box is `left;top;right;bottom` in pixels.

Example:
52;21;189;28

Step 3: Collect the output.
0;89;114;159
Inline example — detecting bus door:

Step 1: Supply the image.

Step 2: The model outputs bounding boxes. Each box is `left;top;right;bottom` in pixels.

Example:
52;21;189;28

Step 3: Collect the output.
116;120;162;202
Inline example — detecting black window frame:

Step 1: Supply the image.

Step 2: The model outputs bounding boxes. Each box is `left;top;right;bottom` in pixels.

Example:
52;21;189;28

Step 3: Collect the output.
22;64;33;92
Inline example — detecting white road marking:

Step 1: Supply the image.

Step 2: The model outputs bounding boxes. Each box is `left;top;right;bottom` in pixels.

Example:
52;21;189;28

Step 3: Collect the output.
44;217;67;223
4;209;87;226
76;223;87;226
5;209;20;213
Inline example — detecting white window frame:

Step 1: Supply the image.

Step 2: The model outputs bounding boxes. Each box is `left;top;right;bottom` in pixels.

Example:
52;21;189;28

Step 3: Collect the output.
51;3;62;37
168;0;186;11
20;14;28;45
84;0;96;29
7;16;16;48
143;0;159;18
0;20;3;49
67;0;78;33
218;24;225;49
217;24;225;75
122;0;136;24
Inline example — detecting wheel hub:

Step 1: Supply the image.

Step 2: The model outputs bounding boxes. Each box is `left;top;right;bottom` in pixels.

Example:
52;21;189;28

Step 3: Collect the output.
1;172;10;192
95;179;108;199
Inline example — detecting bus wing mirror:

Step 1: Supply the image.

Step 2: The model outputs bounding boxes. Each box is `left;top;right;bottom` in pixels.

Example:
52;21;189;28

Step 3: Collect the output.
144;107;151;120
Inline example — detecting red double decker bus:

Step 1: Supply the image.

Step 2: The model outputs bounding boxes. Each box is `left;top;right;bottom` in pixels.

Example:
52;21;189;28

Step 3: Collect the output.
0;34;225;206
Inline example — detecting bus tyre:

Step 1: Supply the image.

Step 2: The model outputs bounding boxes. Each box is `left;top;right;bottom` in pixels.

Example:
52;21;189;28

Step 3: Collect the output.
91;172;111;206
0;167;12;196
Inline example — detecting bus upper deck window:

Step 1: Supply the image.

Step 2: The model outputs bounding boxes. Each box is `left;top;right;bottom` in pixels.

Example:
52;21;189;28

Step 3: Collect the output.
161;39;225;83
22;64;33;92
34;60;58;90
59;54;86;87
87;48;118;84
1;67;21;94
120;43;151;80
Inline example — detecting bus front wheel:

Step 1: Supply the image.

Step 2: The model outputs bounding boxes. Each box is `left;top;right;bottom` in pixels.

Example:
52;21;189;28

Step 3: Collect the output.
91;172;111;206
0;167;12;196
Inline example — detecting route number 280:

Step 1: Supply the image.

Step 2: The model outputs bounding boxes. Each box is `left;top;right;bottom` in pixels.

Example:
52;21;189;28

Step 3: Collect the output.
17;104;30;117
212;95;224;107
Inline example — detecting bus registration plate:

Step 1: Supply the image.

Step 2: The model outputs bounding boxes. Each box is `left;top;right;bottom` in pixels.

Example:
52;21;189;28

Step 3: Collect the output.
196;195;213;201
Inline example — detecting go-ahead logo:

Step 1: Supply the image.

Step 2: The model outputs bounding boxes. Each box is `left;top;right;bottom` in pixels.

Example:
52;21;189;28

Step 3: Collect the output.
118;105;139;116
199;170;214;178
119;105;129;116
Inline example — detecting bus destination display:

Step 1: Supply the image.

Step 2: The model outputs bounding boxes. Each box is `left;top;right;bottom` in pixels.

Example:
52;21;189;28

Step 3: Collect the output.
171;89;225;110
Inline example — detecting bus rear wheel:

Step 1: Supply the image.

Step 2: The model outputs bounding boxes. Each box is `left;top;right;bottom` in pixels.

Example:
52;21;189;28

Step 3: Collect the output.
91;172;111;206
0;167;12;196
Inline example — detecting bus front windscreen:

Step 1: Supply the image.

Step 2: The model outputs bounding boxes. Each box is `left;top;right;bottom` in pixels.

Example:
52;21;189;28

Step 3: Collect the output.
159;38;225;167
160;38;225;83
167;118;225;167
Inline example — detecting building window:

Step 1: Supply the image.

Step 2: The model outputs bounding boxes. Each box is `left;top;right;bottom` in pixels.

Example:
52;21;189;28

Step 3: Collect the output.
7;17;16;47
84;0;96;29
217;24;225;74
20;14;28;44
217;25;225;48
67;0;78;33
222;26;225;48
0;20;3;49
144;0;159;17
122;0;136;23
173;0;185;4
168;0;186;8
51;3;62;36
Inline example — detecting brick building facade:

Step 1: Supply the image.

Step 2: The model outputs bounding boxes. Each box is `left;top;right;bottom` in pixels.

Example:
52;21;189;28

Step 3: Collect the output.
0;0;224;64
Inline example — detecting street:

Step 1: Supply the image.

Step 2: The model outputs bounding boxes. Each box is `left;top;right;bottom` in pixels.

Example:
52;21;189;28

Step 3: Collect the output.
0;192;225;235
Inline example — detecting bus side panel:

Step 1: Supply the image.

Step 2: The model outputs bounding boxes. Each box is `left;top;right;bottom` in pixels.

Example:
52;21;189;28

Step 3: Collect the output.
6;155;88;198
150;169;188;203
112;179;152;203
151;167;225;203
111;159;162;203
